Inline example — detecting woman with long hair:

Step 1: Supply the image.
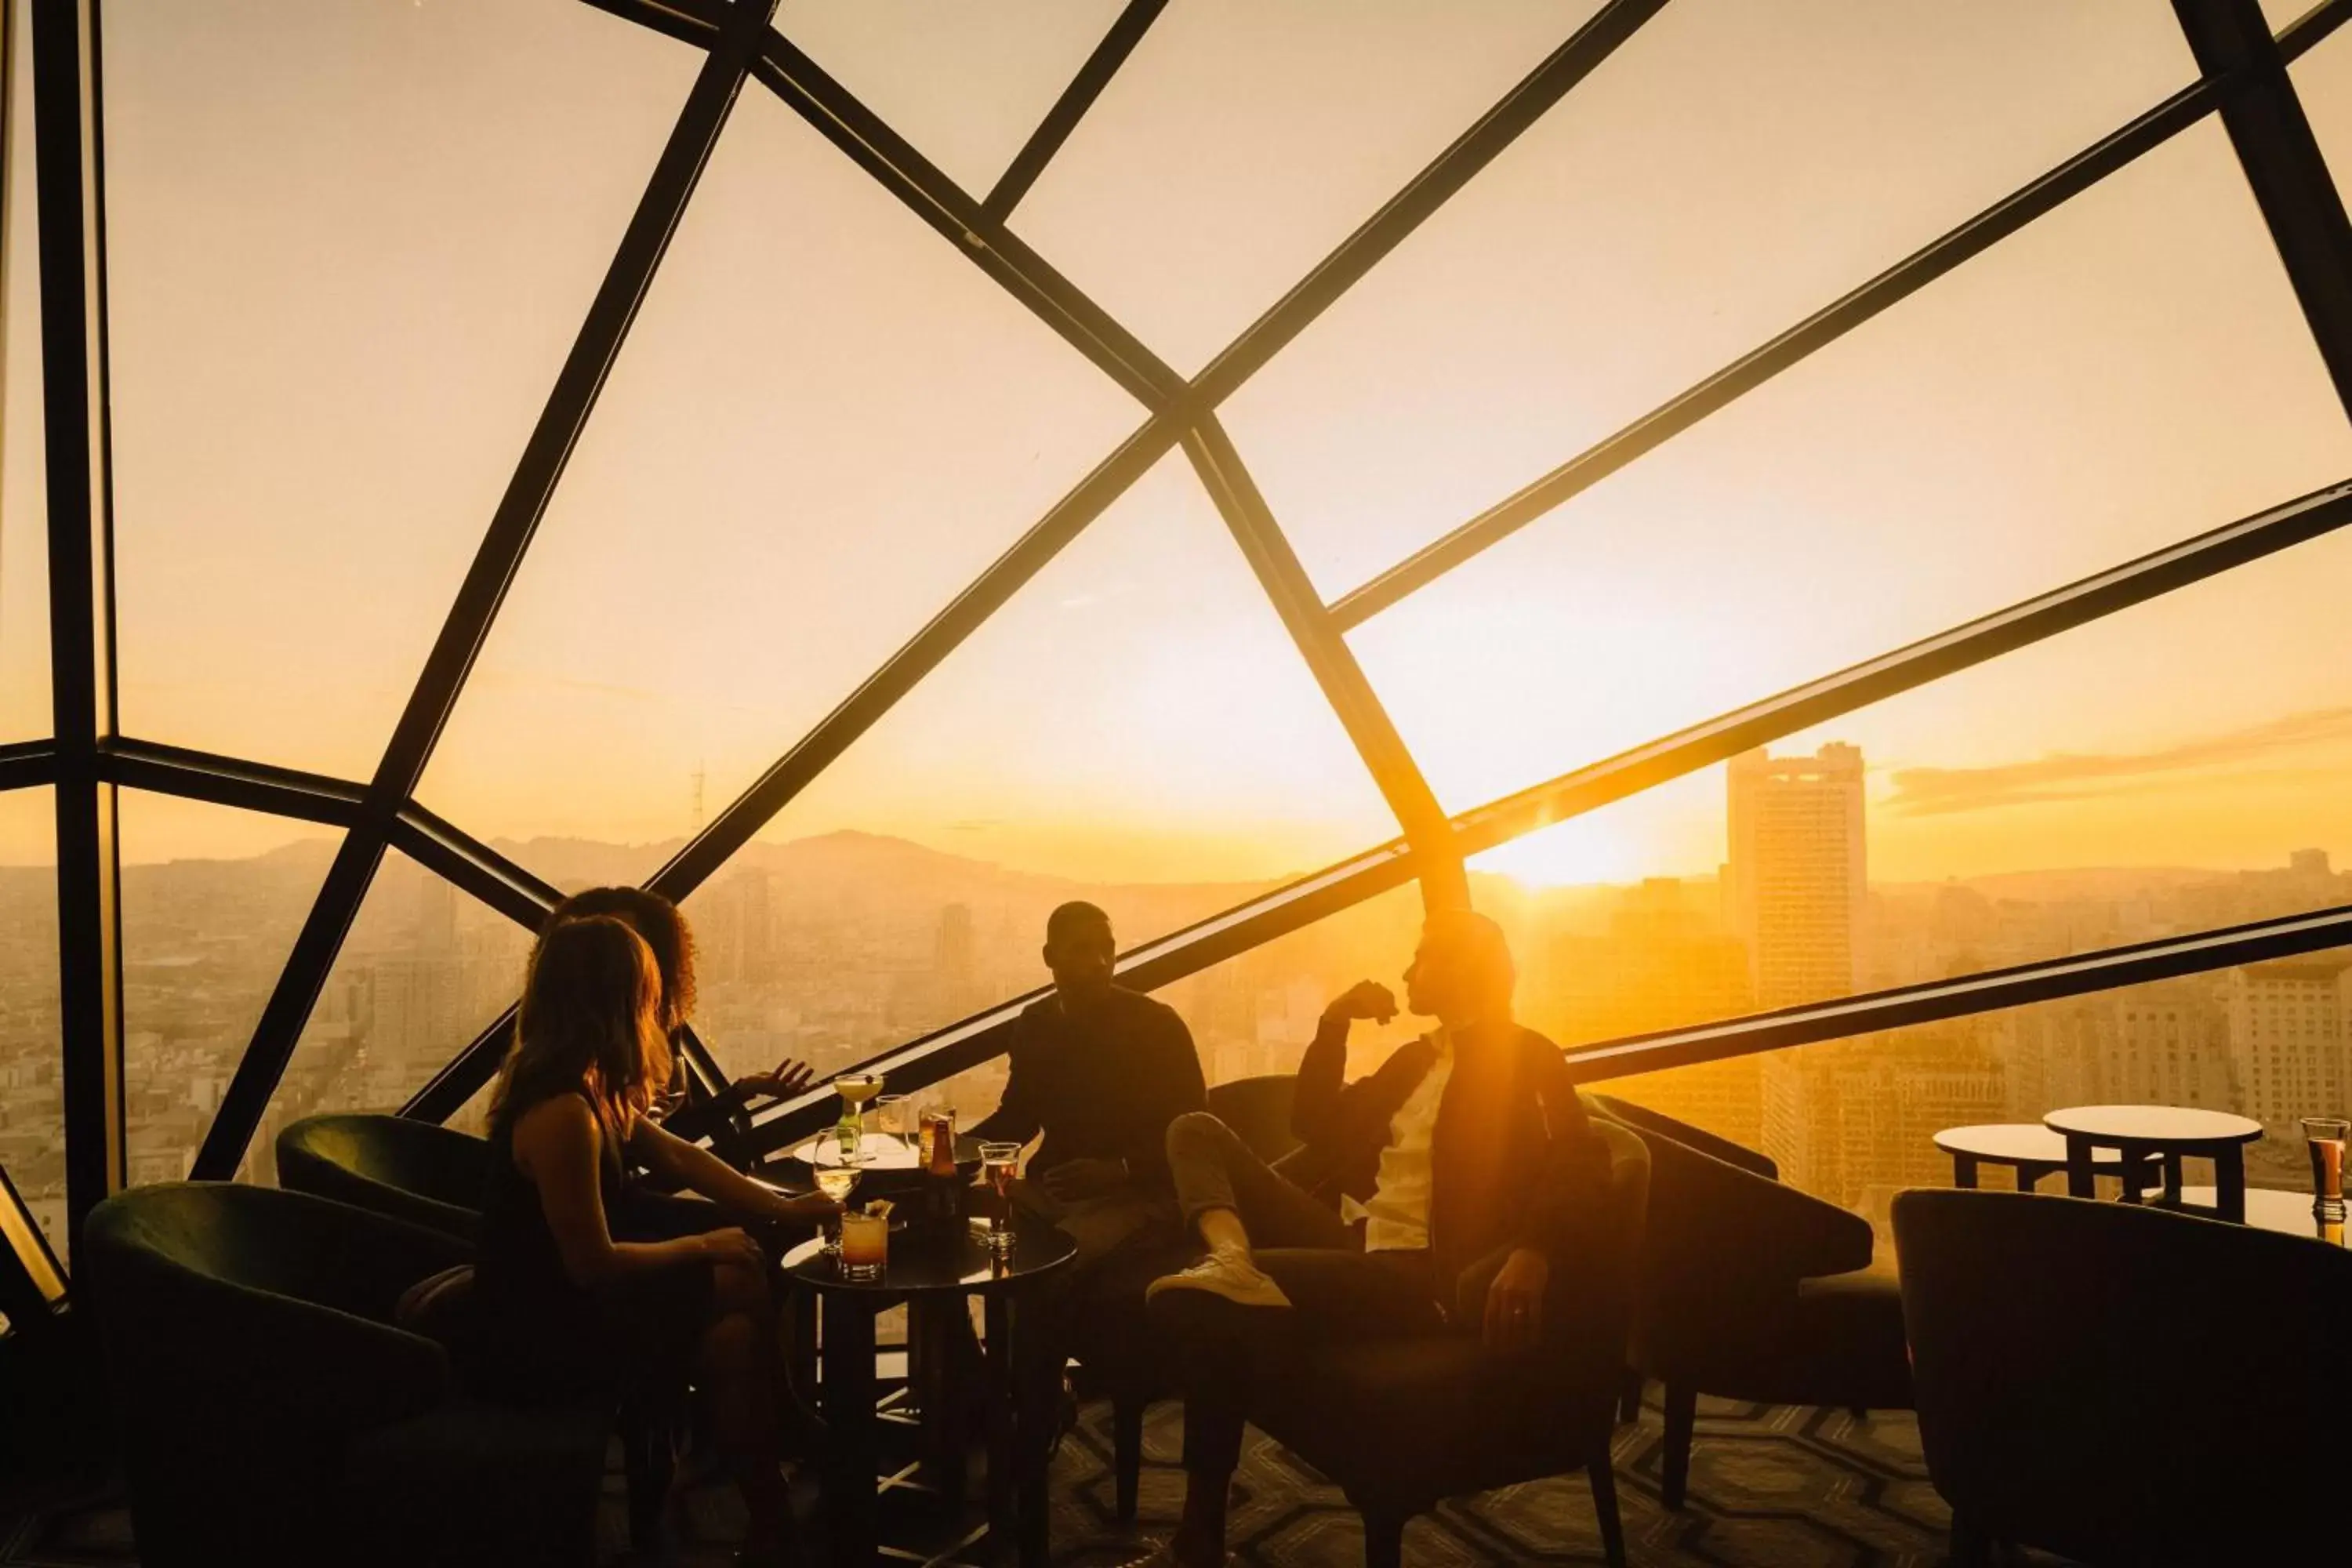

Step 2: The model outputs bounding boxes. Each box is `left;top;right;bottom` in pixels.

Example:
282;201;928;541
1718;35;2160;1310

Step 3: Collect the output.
474;916;831;1566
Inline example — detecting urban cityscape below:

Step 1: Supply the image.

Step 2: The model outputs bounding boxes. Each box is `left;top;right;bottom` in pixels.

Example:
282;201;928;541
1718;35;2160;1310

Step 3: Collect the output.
3;744;2347;1261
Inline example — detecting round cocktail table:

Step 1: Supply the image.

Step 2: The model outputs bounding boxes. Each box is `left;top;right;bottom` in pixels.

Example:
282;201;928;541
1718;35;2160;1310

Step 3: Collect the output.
2166;1185;2347;1247
2043;1105;2263;1222
785;1217;1075;1567
1932;1123;2156;1191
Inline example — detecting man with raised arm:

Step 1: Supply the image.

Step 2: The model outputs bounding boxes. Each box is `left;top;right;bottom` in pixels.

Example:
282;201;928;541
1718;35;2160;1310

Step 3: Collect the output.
1139;909;1607;1568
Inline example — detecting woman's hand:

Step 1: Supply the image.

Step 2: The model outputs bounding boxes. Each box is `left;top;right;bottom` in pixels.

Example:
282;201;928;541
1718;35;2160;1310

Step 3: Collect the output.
769;1191;841;1226
699;1226;767;1269
1483;1247;1548;1352
738;1056;817;1101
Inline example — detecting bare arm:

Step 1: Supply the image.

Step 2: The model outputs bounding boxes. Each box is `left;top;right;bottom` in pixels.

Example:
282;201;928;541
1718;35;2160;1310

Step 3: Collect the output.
513;1098;727;1287
628;1115;837;1225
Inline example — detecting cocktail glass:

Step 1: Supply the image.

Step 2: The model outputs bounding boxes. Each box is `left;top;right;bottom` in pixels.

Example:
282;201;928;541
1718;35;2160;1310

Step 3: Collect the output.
2303;1116;2348;1221
815;1166;860;1254
979;1142;1021;1257
839;1209;888;1282
833;1073;883;1164
874;1094;912;1158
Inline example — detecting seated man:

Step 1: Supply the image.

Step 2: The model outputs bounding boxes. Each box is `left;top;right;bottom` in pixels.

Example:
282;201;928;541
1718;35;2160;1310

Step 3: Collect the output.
972;901;1207;1268
1142;909;1606;1567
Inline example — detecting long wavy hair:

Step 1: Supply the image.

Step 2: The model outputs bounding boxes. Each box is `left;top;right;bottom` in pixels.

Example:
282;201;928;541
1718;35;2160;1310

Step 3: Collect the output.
489;915;673;1141
548;886;699;1034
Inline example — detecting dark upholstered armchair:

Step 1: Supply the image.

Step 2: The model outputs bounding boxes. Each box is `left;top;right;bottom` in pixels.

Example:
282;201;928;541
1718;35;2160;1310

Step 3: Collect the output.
276;1112;490;1241
1234;1119;1648;1568
1066;1073;1305;1521
1585;1093;1911;1509
1895;1188;2352;1566
82;1183;607;1568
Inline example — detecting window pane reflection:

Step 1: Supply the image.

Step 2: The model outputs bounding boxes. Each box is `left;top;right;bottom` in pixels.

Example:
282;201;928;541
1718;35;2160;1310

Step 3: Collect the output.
120;794;336;1185
777;0;1129;197
1013;0;1594;374
245;852;532;1183
0;788;60;1256
680;452;1396;1085
1;0;49;744
419;87;1144;880
103;0;700;775
1227;0;2196;597
1351;123;2352;814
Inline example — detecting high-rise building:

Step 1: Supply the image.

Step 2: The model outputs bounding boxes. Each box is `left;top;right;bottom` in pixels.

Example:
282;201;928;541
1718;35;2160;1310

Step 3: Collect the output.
1727;745;1866;1010
2227;957;2351;1129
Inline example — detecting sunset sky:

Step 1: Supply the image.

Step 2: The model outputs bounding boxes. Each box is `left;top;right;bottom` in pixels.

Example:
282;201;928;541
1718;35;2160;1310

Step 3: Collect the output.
2;0;2349;895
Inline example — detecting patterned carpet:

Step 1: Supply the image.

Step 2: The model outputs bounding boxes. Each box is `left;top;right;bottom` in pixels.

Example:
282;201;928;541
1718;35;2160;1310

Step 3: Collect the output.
1;1389;1976;1567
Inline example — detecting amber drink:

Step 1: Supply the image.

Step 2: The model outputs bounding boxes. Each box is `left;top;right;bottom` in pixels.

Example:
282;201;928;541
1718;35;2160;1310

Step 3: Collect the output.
2305;1117;2348;1221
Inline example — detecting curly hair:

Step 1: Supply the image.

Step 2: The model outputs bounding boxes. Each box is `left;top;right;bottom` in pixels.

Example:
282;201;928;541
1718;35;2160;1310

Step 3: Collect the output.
491;915;673;1138
548;886;699;1033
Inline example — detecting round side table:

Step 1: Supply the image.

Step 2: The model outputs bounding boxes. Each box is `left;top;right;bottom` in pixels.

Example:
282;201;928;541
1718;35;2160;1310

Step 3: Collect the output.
2042;1105;2263;1222
1932;1123;2158;1191
785;1217;1075;1567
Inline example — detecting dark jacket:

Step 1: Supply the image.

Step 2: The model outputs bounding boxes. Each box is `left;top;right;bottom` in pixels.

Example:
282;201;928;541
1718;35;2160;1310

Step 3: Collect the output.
972;985;1207;1187
1288;1017;1606;1281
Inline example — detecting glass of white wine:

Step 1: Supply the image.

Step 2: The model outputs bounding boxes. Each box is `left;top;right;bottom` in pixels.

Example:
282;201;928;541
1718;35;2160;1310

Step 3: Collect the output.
815;1166;860;1254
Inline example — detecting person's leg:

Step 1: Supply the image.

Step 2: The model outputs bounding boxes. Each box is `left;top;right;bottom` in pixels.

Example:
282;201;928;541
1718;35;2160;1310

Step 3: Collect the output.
700;1258;800;1564
1152;1112;1351;1309
1152;1247;1447;1566
1167;1110;1352;1254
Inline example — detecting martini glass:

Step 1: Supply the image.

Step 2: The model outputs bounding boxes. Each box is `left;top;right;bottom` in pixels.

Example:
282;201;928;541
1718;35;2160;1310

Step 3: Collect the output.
833;1072;884;1164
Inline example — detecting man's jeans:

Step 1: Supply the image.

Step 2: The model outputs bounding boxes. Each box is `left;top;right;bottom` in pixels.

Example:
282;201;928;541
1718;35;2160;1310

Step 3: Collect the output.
1155;1110;1454;1477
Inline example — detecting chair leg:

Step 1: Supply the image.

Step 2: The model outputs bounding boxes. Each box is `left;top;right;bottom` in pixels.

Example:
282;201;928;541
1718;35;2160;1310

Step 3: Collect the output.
1617;1367;1643;1425
1112;1393;1145;1524
1588;1458;1628;1568
1948;1510;1993;1567
1661;1382;1697;1511
617;1397;677;1552
1360;1510;1406;1568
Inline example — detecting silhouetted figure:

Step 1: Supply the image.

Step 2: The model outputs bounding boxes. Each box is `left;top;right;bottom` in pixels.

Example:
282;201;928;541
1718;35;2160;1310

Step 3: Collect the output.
972;901;1207;1267
474;917;835;1567
1141;909;1607;1568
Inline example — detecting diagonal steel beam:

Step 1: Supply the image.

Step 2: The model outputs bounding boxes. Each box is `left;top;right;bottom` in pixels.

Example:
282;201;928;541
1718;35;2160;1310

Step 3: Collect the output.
732;474;2352;1151
751;29;1185;408
34;0;126;1243
1183;415;1468;909
390;803;561;930
2175;0;2352;419
1564;900;2352;1081
1190;0;1671;409
1328;78;2223;628
101;737;368;829
1332;0;2352;630
982;0;1167;223
194;0;780;1180
578;0;727;51
0;741;60;793
653;4;1666;916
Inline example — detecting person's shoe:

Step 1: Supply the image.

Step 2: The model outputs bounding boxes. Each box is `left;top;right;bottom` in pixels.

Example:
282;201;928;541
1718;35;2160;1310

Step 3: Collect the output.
1144;1246;1290;1309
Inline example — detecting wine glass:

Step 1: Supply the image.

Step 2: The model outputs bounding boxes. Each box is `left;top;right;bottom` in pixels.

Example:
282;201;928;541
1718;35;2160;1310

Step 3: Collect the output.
815;1166;860;1254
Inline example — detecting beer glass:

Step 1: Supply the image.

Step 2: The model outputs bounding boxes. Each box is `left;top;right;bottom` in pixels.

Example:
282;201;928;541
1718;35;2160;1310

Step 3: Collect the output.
2303;1116;2348;1222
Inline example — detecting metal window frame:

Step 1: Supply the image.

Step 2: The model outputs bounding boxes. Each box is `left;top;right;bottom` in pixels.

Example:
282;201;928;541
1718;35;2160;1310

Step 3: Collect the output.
10;0;2352;1236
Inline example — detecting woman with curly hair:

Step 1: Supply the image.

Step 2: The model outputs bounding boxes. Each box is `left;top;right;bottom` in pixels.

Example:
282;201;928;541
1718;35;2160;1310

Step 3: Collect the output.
475;915;833;1566
549;886;818;1125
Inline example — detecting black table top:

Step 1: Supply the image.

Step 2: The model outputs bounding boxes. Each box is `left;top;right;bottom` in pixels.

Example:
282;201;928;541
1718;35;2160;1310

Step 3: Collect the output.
782;1215;1075;1297
2043;1104;2263;1149
2169;1185;2347;1246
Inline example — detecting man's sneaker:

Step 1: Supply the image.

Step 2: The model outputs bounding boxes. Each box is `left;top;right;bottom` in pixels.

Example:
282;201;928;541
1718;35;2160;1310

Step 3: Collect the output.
1145;1246;1291;1309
